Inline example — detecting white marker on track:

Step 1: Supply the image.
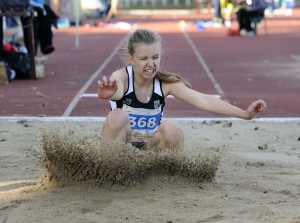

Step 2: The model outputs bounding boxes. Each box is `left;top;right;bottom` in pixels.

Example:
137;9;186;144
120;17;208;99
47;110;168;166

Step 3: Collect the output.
80;93;221;99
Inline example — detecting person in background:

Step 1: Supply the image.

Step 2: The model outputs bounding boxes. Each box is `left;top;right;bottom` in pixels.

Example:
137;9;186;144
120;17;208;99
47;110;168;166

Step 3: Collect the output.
221;0;235;27
31;0;44;4
236;0;267;36
98;0;111;18
104;0;119;23
97;29;267;151
265;0;275;16
28;0;59;55
212;0;224;25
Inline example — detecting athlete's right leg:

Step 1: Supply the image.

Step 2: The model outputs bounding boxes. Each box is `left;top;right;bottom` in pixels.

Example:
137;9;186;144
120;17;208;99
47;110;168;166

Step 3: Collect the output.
101;109;131;143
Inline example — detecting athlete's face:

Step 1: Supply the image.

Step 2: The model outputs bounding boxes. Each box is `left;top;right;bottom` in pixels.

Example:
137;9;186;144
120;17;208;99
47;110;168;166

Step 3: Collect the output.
129;42;161;80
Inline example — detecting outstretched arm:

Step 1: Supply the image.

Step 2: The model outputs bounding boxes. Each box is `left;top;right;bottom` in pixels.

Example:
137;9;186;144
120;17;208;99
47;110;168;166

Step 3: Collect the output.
245;99;266;119
97;70;125;101
167;82;266;120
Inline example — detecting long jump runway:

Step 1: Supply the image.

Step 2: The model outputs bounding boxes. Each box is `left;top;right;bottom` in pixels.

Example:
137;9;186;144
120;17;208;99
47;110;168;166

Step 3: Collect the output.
0;11;300;120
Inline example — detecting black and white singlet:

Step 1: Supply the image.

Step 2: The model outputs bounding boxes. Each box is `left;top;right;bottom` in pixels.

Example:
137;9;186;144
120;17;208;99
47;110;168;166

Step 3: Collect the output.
110;65;165;134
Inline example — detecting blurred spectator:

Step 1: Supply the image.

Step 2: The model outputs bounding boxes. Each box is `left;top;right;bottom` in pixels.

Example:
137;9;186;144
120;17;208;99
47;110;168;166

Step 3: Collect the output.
276;0;294;15
81;0;107;17
104;0;119;23
99;0;111;18
31;0;44;4
212;0;224;25
26;1;59;55
265;0;275;15
236;0;266;36
221;0;234;27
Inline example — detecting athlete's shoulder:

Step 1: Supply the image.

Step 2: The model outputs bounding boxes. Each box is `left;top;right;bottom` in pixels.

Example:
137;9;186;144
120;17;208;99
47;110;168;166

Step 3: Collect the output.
161;81;186;98
112;67;128;82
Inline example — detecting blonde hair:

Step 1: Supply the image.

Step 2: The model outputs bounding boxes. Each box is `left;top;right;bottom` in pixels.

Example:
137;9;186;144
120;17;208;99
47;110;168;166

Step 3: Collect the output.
126;29;190;86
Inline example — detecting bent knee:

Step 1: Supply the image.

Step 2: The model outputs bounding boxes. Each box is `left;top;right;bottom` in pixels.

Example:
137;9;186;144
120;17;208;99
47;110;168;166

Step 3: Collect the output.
159;120;182;135
157;121;184;143
104;109;130;130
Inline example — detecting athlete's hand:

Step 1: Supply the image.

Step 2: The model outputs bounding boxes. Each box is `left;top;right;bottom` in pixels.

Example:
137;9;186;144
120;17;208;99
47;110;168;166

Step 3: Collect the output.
97;76;119;99
245;99;267;120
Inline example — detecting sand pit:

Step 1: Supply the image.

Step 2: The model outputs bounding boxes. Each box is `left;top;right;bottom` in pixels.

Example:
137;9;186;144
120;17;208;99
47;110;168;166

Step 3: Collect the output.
0;119;300;222
41;130;219;187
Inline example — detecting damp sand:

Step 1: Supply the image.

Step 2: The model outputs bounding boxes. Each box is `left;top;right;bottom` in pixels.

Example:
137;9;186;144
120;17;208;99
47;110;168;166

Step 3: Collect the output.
0;120;299;223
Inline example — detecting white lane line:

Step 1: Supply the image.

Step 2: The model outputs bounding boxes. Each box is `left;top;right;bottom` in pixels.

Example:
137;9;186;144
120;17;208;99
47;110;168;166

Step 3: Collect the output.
180;28;227;100
63;16;147;117
62;37;126;117
1;116;300;123
79;93;221;99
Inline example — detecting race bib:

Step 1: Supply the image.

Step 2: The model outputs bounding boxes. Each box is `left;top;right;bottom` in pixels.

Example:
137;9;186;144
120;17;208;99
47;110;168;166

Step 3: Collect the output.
129;113;161;133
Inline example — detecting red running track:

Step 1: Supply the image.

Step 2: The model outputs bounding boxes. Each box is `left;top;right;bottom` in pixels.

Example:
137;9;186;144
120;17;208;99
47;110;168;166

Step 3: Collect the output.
1;9;300;118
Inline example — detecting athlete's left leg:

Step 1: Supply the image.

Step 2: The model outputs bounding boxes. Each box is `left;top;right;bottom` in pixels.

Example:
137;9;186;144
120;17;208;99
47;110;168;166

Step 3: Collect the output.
149;120;184;152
